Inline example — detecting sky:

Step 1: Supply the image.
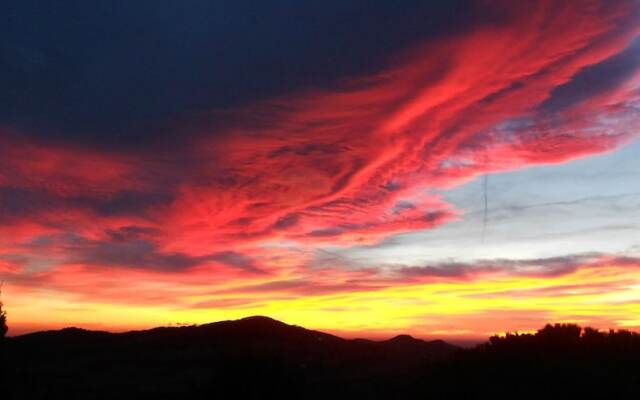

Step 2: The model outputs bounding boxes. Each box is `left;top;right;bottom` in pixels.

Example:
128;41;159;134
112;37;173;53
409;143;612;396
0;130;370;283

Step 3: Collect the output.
1;0;639;341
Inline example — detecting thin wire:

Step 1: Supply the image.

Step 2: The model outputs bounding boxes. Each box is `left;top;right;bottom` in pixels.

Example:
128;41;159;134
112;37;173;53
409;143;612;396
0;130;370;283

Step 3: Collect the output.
482;174;488;243
481;150;489;244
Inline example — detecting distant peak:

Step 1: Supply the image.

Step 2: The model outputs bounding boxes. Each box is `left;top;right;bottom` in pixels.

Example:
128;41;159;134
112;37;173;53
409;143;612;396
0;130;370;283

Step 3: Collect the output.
388;334;420;343
238;315;280;323
233;316;293;328
59;327;85;332
391;334;416;340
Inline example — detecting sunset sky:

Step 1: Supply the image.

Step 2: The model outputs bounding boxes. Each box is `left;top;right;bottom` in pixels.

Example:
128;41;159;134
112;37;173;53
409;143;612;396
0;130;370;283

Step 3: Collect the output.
1;0;639;341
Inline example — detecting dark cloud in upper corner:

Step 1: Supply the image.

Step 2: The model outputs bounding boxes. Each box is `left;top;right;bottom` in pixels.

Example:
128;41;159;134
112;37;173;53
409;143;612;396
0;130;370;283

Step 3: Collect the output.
540;37;640;113
1;0;491;149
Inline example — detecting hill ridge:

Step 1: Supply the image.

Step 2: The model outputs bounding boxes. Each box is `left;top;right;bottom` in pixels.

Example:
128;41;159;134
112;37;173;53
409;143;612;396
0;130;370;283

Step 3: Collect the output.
10;315;450;345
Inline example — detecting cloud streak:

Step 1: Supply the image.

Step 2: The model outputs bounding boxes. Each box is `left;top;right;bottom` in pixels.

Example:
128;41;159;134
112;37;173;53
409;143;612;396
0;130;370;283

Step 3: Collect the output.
1;0;639;336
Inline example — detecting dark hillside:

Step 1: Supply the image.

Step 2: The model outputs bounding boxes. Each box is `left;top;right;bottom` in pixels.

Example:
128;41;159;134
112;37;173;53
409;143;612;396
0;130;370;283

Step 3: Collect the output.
2;319;639;399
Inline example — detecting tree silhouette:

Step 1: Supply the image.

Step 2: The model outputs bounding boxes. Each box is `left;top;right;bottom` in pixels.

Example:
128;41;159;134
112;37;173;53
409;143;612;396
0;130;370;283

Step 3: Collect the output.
0;285;7;340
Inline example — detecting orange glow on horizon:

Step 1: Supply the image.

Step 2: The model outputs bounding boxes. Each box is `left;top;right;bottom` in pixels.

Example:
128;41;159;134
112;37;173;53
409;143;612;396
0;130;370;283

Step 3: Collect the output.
5;258;639;339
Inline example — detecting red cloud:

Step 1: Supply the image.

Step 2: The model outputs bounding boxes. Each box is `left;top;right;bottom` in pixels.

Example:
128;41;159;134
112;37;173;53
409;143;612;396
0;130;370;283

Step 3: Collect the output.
0;133;135;195
1;0;639;271
158;0;640;253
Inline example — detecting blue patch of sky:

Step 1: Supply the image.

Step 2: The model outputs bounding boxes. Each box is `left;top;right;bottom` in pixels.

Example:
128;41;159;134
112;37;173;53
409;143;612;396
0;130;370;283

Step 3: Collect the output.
339;139;640;267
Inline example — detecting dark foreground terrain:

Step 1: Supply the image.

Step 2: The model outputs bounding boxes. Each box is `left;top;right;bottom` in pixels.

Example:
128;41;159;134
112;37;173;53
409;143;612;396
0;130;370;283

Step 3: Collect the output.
1;316;639;399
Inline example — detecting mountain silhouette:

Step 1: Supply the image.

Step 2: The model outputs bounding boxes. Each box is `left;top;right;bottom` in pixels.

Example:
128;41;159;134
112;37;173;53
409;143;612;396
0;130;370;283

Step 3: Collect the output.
7;315;457;367
2;318;639;399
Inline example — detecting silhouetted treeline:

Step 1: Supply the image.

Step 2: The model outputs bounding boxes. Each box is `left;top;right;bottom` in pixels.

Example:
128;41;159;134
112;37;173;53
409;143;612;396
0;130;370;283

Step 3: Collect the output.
2;318;639;399
488;322;640;348
427;323;640;398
